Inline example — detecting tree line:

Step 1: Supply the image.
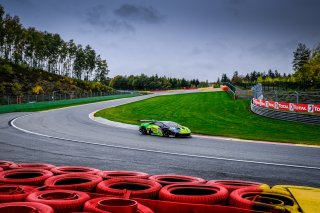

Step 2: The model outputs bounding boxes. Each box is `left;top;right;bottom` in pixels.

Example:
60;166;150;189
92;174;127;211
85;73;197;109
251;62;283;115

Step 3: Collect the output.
0;5;109;83
0;4;210;93
109;74;209;90
219;43;320;89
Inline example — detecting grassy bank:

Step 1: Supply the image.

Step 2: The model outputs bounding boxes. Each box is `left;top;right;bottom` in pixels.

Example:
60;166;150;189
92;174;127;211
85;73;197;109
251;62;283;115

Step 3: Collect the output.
95;92;320;145
0;93;140;114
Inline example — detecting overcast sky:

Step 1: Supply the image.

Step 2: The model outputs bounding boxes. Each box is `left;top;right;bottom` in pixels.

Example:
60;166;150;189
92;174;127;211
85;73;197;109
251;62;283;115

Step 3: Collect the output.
1;0;320;81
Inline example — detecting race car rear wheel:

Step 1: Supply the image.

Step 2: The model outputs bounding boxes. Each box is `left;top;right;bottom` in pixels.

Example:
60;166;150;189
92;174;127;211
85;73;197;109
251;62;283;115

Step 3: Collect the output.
140;127;147;135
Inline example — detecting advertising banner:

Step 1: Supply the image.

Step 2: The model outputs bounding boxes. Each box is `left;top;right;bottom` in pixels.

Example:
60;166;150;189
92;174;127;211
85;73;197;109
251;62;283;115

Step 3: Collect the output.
252;99;320;114
293;103;309;113
266;101;275;109
314;104;320;113
277;102;290;111
253;98;259;106
259;99;266;108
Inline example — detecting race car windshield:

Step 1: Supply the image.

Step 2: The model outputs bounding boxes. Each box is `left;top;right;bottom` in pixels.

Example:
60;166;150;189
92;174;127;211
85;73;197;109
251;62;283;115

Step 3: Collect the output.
162;121;181;128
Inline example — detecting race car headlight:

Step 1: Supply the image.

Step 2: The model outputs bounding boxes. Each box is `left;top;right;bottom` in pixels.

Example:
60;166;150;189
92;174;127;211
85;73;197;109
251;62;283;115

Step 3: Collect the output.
182;127;190;133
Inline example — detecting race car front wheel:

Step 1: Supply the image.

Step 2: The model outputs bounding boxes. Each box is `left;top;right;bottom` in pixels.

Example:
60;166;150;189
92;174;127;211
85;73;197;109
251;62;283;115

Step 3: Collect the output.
162;130;169;137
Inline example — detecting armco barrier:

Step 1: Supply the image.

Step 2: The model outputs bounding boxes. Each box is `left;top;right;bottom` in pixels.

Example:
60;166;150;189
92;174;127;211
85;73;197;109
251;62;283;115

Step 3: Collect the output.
221;84;237;100
251;100;320;125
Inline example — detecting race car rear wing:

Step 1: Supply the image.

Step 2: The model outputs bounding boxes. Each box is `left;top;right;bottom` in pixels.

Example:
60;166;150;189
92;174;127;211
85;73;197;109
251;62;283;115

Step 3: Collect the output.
138;119;156;122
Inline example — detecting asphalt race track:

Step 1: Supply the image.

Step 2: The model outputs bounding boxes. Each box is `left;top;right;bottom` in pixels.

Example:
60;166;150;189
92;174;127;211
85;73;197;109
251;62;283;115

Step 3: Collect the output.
0;91;319;187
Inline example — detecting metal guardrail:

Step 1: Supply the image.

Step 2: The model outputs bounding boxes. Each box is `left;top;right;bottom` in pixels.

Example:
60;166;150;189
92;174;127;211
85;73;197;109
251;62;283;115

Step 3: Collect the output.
222;82;237;100
251;102;320;125
222;82;253;100
223;82;236;93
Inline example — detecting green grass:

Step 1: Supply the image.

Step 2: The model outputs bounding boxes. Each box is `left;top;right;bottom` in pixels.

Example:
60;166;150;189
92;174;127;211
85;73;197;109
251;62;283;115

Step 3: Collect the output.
95;92;320;145
0;93;140;114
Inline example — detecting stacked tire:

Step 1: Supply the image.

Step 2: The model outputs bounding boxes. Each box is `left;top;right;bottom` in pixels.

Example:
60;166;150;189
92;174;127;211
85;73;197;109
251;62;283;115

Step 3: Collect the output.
0;160;308;213
0;185;36;203
98;170;150;180
9;163;55;170
84;197;154;213
26;190;90;213
207;180;269;193
50;166;101;175
0;169;53;186
229;187;300;213
159;183;229;205
0;202;54;213
96;178;162;199
44;173;103;192
0;160;18;170
149;174;206;186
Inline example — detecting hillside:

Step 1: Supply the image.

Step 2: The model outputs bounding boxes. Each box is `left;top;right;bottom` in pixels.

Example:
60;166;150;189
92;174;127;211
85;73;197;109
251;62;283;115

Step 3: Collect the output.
0;60;112;96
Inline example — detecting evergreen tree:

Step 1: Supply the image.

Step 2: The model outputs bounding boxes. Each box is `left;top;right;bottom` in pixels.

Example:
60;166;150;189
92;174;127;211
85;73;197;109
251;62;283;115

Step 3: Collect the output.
292;43;310;81
221;73;230;82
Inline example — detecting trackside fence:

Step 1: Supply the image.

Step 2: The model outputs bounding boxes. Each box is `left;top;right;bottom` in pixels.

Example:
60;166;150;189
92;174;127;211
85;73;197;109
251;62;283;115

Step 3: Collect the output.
222;82;252;100
251;84;320;125
0;91;134;105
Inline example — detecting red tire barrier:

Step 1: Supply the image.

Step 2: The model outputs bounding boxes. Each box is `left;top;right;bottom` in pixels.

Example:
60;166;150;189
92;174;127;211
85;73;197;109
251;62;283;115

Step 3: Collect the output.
149;174;206;186
159;183;229;205
0;202;54;213
207;180;269;193
0;167;3;172
0;169;53;186
51;166;101;175
9;163;55;171
97;170;150;179
0;184;36;203
44;173;102;191
230;187;299;213
96;178;162;199
0;160;17;170
84;197;154;213
26;189;90;213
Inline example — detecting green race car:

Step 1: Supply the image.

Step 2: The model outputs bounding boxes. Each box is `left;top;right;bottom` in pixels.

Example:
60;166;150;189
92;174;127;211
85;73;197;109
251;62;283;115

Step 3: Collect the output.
139;120;191;137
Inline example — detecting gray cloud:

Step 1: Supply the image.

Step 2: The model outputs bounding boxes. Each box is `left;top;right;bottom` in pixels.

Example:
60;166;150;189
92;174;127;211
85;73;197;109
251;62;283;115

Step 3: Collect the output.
248;41;298;59
85;5;135;33
114;4;163;24
85;5;104;26
1;0;33;8
10;0;32;6
84;3;163;33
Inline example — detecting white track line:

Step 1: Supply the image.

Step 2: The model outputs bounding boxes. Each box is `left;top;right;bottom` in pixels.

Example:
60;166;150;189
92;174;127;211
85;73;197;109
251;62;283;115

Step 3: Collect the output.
10;115;320;171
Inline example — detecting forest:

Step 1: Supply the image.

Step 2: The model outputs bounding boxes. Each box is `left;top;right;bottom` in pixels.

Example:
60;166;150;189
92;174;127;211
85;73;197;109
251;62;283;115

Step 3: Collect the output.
219;43;320;90
0;5;108;83
108;74;208;90
0;4;208;95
